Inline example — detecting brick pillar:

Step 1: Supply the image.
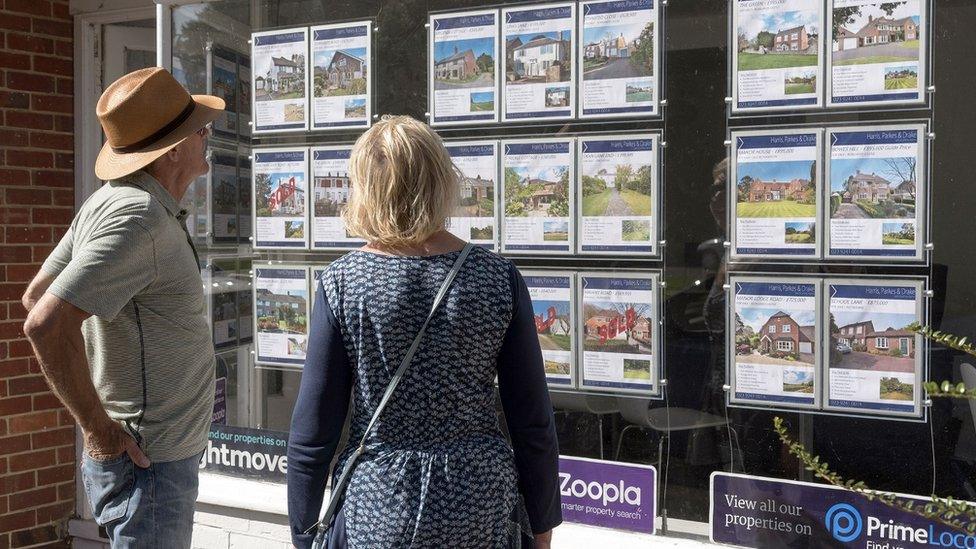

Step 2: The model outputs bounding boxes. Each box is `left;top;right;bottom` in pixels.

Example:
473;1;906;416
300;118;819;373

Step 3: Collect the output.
0;0;77;547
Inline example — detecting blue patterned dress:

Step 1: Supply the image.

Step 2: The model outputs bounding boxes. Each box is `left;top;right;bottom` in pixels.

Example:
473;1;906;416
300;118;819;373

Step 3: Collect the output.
287;248;562;548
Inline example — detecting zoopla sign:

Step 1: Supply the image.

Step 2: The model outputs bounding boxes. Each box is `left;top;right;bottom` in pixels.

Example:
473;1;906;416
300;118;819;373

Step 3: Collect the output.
711;473;976;548
558;456;656;534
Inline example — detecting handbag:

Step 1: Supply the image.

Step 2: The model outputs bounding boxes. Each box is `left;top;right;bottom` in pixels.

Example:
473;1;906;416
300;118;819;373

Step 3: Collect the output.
306;243;475;548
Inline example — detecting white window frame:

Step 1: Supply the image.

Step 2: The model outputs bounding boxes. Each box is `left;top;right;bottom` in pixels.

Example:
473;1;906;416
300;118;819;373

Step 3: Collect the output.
783;324;791;333
777;340;793;352
876;337;889;349
769;324;776;334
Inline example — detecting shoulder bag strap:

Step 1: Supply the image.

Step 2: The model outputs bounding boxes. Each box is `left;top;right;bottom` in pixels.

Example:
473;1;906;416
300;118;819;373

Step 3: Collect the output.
306;243;475;536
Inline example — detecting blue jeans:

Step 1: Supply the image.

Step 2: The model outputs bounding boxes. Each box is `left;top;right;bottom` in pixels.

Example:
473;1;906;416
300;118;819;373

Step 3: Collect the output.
81;451;201;548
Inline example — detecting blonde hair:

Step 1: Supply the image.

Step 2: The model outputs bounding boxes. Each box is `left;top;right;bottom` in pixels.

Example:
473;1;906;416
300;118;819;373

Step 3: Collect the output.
343;115;459;248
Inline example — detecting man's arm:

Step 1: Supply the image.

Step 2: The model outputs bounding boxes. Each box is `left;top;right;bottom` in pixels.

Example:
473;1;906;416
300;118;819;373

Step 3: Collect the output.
23;292;150;466
22;270;56;314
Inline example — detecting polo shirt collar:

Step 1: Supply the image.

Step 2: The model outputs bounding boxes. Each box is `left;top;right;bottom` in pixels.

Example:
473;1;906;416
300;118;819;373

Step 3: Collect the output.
122;170;183;218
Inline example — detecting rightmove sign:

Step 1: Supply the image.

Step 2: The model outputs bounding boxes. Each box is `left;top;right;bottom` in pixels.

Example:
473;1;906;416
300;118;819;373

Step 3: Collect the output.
711;472;975;548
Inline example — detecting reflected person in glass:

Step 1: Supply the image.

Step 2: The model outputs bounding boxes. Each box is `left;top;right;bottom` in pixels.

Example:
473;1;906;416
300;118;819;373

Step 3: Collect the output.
286;115;562;548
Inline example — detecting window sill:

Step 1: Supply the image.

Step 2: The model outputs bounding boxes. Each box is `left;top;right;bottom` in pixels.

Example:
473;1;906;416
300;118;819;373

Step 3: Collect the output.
197;472;327;516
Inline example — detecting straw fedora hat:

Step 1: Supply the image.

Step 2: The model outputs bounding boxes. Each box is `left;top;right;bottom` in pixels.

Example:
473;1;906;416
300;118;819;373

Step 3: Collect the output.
95;67;225;180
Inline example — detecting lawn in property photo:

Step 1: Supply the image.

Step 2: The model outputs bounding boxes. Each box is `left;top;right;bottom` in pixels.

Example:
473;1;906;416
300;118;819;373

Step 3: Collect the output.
738;53;817;71
544;231;569;241
785;232;814;243
582;189;651;216
737;200;816;218
885;75;918;90
880;376;913;401
623;358;651;380
783;381;814;393
545;359;571;376
622;220;651;241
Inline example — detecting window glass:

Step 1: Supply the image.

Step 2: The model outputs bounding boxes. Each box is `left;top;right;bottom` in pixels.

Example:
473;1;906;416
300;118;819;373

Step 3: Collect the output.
170;0;972;536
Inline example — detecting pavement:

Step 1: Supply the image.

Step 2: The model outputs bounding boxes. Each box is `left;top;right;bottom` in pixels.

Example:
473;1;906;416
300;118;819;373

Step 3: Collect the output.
604;188;632;216
833;42;918;63
835;350;915;372
585;57;644;79
833;202;869;219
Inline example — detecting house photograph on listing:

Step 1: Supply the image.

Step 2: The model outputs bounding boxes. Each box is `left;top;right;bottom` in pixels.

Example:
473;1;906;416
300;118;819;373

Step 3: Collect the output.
736;158;817;218
256;54;306;100
736;9;820;71
831;3;920;65
313;169;351;217
830;307;918;401
735;306;816;393
506;31;571;84
829;156;917;230
313;47;367;97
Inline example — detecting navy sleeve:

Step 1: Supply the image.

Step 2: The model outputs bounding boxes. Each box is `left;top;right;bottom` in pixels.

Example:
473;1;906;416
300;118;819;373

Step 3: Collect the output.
287;278;353;548
496;265;563;534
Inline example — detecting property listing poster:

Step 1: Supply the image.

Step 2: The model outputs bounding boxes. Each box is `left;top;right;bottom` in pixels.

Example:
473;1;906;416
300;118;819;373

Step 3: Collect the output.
237;262;253;344
429;10;499;125
252;148;309;249
732;0;823;112
826;280;922;416
210;46;239;140
502;139;574;254
311;146;364;250
238;153;252;244
210;151;239;244
251;28;308;133
445;140;498;249
580;273;657;394
310;22;371;130
238;56;252;139
254;266;309;366
829;0;926;107
578;134;657;255
502;3;576;121
209;259;240;350
522;271;575;387
730;278;818;408
180;173;209;243
579;0;658;118
827;125;924;260
731;130;820;258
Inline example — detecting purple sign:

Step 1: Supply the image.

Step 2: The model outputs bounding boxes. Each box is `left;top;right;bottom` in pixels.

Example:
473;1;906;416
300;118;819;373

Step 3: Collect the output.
558;456;656;534
212;377;227;424
711;473;975;548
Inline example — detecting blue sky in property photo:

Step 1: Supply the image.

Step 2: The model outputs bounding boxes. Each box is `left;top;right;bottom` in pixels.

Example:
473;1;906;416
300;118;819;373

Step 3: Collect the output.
885;64;918;76
344;98;366;108
471;91;494;103
739;306;815;332
832;311;915;332
738;9;819;40
509;165;567;183
582;20;648;46
882;222;914;234
783;369;813;384
532;299;570;318
313;47;367;70
544;220;569;232
786;221;814;232
737;160;812;182
840;5;919;32
434;37;494;64
268;172;304;193
830;157;913;191
507;31;566;47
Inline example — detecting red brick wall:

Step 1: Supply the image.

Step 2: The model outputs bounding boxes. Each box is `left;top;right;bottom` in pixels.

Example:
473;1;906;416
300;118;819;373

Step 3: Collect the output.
0;0;76;546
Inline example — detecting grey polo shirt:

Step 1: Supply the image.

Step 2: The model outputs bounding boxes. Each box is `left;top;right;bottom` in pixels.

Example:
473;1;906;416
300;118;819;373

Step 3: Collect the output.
42;170;215;463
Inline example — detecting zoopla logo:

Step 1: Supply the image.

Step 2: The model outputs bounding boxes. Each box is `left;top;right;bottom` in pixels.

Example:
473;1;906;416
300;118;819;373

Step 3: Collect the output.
825;503;863;542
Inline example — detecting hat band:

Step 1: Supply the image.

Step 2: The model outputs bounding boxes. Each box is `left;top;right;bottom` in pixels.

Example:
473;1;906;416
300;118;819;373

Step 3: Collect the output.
111;100;196;154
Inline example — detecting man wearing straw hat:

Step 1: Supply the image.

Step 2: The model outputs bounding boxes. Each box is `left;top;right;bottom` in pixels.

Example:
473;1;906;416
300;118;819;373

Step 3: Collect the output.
21;67;225;547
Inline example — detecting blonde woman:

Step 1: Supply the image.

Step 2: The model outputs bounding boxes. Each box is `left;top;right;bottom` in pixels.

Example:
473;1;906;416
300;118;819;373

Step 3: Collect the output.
286;116;561;548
